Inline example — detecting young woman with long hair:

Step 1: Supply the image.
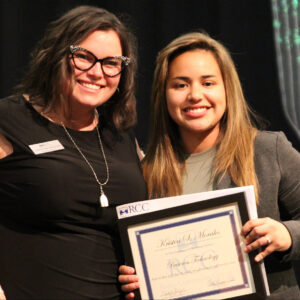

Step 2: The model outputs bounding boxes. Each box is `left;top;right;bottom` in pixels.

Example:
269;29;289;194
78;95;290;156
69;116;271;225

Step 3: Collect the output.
119;32;300;300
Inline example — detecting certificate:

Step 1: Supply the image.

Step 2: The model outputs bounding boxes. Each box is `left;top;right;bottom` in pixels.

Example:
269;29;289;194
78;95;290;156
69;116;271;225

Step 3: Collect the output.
118;190;268;300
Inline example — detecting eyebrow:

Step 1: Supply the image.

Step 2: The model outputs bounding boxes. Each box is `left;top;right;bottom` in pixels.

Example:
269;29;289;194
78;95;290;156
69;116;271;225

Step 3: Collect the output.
169;75;217;81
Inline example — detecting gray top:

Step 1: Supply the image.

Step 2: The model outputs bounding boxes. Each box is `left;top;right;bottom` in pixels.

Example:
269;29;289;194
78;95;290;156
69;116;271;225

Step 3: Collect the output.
182;147;216;194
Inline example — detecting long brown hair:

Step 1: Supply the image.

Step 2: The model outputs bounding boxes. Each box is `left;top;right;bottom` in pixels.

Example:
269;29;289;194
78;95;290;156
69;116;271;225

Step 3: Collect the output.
16;6;138;131
143;32;259;200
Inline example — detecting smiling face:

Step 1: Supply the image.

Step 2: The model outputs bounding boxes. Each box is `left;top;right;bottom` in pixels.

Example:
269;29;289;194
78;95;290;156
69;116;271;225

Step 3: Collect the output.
166;49;226;152
70;29;122;114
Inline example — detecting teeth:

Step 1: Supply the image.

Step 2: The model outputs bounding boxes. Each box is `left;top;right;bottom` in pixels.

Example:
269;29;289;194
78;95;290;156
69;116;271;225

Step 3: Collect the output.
81;82;100;90
185;107;206;112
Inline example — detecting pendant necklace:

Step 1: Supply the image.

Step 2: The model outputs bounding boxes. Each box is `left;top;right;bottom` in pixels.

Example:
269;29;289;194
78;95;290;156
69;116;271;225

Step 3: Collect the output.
61;114;110;208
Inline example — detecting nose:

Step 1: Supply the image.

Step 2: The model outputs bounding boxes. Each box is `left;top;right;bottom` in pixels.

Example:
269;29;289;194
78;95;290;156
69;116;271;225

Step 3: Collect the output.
87;61;104;77
188;83;203;102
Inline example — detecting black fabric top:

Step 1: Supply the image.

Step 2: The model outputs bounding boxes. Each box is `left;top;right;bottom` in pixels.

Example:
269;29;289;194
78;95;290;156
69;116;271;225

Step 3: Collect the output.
0;95;147;299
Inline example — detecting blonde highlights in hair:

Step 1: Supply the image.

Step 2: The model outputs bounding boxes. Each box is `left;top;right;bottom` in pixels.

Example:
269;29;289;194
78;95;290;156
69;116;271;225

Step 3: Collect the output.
143;32;259;201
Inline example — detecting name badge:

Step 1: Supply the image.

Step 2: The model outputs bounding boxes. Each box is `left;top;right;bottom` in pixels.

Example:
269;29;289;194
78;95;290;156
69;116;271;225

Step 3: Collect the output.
29;140;64;155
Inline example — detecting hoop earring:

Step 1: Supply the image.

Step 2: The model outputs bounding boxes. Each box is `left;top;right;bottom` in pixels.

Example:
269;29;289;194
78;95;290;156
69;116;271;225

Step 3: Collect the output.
116;87;120;93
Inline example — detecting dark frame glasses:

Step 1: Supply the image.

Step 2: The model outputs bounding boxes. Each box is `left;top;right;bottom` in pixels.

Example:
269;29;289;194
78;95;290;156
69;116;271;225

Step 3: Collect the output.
70;45;130;77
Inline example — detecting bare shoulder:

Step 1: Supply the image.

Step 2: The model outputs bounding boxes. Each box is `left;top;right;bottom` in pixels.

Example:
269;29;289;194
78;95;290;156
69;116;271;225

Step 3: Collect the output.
0;133;13;159
0;285;6;300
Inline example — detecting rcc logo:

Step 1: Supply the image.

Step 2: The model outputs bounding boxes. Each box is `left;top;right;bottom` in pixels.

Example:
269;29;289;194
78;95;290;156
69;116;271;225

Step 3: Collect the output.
119;203;149;215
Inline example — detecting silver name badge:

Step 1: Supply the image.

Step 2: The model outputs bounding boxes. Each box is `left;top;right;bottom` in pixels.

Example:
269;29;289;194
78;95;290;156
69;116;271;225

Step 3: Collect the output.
29;140;64;155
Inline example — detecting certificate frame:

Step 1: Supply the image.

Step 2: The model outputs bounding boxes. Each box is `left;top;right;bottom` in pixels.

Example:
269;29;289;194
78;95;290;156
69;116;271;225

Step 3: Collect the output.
118;192;267;300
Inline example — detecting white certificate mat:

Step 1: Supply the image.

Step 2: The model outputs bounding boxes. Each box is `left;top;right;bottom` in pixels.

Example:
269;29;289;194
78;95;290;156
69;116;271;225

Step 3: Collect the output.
119;192;267;300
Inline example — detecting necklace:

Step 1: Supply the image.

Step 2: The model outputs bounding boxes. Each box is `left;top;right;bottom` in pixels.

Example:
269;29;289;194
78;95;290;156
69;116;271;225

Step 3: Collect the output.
61;118;110;208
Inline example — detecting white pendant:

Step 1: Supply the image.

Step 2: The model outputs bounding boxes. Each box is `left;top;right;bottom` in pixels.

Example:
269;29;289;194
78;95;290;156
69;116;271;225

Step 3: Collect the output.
100;193;109;207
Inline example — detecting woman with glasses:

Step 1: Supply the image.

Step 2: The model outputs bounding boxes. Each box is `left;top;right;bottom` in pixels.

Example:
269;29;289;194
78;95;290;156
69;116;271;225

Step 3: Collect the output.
0;6;147;299
119;32;300;300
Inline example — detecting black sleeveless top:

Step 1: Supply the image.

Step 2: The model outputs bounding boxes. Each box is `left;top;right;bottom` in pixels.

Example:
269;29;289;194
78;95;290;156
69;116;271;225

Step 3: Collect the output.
0;95;147;299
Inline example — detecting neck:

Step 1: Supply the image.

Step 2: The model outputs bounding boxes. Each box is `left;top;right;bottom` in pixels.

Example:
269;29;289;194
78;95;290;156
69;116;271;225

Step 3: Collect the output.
40;107;98;131
26;94;98;131
64;109;98;131
180;126;220;154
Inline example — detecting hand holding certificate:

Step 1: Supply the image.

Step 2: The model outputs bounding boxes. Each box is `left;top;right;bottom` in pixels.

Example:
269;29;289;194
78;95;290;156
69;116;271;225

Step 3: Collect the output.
117;186;269;300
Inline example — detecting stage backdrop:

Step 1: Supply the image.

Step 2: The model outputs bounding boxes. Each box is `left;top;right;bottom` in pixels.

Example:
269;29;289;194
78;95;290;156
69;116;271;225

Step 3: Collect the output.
0;0;299;151
0;0;299;286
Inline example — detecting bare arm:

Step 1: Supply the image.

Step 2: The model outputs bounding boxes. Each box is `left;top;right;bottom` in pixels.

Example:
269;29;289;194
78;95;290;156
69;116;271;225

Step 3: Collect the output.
0;133;13;159
0;285;6;300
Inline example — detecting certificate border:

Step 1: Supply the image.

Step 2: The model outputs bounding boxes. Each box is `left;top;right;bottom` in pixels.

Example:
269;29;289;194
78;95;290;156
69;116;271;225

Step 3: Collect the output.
119;192;267;300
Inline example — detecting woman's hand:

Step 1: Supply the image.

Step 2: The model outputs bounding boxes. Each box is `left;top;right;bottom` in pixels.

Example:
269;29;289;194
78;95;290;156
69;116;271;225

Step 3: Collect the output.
241;217;292;262
118;265;139;300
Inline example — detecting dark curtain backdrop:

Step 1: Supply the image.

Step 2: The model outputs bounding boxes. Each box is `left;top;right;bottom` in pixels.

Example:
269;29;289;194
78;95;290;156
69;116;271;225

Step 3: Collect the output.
0;0;300;287
0;0;300;151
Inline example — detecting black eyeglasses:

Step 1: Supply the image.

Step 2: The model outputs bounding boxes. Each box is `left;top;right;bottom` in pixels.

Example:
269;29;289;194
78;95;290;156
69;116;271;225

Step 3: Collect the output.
70;45;130;77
